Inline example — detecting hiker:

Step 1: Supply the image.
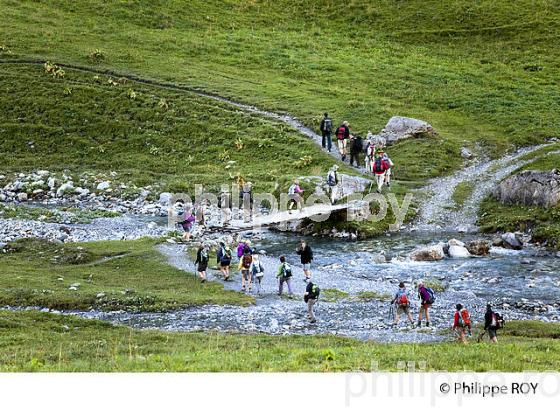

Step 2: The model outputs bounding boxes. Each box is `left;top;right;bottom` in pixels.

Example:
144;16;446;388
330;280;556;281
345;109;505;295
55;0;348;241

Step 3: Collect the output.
304;281;320;323
349;134;363;167
239;181;253;222
217;243;232;281
326;165;340;204
483;304;503;343
218;187;232;226
452;303;472;343
288;180;304;213
320;112;333;152
382;152;394;188
365;134;376;172
296;240;313;282
238;250;253;292
236;239;246;260
179;207;196;241
194;243;209;283
335;121;350;161
372;150;389;193
194;202;207;229
276;255;293;296
417;282;435;327
391;282;414;326
250;254;265;294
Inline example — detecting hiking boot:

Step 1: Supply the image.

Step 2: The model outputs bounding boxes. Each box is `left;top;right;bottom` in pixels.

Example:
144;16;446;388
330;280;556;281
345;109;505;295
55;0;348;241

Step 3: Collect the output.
417;321;421;328
426;321;431;327
310;319;317;323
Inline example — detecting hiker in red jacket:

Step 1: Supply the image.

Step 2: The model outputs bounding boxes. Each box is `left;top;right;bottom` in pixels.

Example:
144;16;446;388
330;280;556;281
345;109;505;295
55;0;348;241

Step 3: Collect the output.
452;303;472;343
372;150;389;193
334;121;350;161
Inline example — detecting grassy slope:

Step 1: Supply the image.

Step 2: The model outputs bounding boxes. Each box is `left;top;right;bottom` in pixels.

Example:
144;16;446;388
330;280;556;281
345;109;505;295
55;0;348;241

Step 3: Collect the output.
1;311;559;371
1;0;559;184
0;239;252;311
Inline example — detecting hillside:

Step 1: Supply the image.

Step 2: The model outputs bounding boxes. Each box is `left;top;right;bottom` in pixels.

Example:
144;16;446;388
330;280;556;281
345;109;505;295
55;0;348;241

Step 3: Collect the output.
1;0;559;185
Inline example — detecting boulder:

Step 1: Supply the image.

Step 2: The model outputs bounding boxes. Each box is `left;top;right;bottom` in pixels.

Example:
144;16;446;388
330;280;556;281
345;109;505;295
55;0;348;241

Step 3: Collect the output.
448;238;465;247
17;192;28;202
379;116;437;145
410;244;445;262
56;181;74;197
501;232;523;250
96;181;111;191
492;237;504;247
465;240;490;256
493;169;560;208
461;147;474;158
0;193;6;202
448;244;471;258
159;192;173;205
47;177;57;189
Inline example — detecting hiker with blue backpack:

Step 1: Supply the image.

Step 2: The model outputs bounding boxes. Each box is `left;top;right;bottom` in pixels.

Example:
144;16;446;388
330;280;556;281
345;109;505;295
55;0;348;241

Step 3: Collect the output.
320;112;333;152
304;281;320;323
391;282;415;326
217;242;232;281
417;282;435;327
276;255;293;296
250;254;265;294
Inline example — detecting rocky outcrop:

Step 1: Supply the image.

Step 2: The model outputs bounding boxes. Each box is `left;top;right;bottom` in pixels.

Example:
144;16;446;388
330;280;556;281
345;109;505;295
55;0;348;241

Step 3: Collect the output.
465;240;490;256
410;244;445;261
374;116;437;145
493;169;560;208
501;232;523;250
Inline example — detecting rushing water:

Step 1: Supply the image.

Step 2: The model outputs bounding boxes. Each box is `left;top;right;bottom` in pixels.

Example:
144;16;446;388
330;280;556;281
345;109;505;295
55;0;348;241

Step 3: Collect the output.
72;231;560;343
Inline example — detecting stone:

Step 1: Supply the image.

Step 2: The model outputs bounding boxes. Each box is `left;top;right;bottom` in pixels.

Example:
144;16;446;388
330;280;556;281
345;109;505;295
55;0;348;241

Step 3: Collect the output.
96;292;106;298
96;181;111;190
75;187;90;196
493;169;560;208
487;278;500;284
147;222;158;230
520;258;537;265
12;180;24;191
0;193;6;202
379;116;437;145
410;244;445;262
159;192;173;205
492;237;504;247
465;240;490;256
448;238;465;247
448;244;471;258
47;177;57;189
16;192;28;202
501;232;523;250
460;147;473;158
56;181;74;197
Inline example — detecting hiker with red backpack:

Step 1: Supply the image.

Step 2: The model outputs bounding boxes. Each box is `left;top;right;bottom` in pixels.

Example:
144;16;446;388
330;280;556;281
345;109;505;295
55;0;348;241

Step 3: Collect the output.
372;150;389;193
417;282;435;327
391;282;414;326
452;303;472;343
482;304;504;343
335;121;350;161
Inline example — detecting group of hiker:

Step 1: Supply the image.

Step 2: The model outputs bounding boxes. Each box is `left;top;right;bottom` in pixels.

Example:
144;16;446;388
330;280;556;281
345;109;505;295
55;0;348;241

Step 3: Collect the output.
390;281;504;343
321;113;394;194
194;237;505;340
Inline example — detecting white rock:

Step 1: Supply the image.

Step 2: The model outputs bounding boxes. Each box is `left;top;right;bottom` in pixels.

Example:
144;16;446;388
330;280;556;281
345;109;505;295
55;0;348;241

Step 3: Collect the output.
17;192;28;202
36;170;50;177
56;181;74;197
96;181;111;190
96;292;106;298
460;147;473;158
75;187;90;196
448;238;465;247
12;181;24;191
0;193;6;202
68;286;78;291
147;222;158;229
159;192;173;205
448;244;470;258
31;180;45;187
47;177;57;189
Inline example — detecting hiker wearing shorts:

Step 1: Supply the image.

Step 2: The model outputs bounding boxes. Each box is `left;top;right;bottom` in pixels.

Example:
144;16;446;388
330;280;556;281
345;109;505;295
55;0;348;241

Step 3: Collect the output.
365;133;376;172
217;243;232;281
417;282;434;327
288;180;304;213
452;303;472;343
382;152;394;188
296;239;313;282
238;251;253;292
335;121;350;161
304;281;320;323
250;255;265;294
320;112;333;152
391;282;414;326
372;150;389;193
276;255;293;296
326;165;340;204
194;243;209;283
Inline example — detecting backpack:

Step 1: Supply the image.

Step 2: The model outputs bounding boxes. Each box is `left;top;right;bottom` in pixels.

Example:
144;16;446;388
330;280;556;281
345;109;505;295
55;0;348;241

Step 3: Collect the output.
242;254;252;269
200;250;209;264
282;263;292;278
323;118;332;132
397;292;409;306
252;262;264;277
458;308;471;327
336;127;346;140
425;287;435;305
221;248;232;263
327;171;337;186
288;184;297;195
373;157;385;173
491;312;505;329
311;284;320;298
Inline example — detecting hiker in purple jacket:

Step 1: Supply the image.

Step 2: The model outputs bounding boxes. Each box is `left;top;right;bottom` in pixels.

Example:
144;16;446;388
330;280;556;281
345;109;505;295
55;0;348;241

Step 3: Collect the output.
417;282;434;327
